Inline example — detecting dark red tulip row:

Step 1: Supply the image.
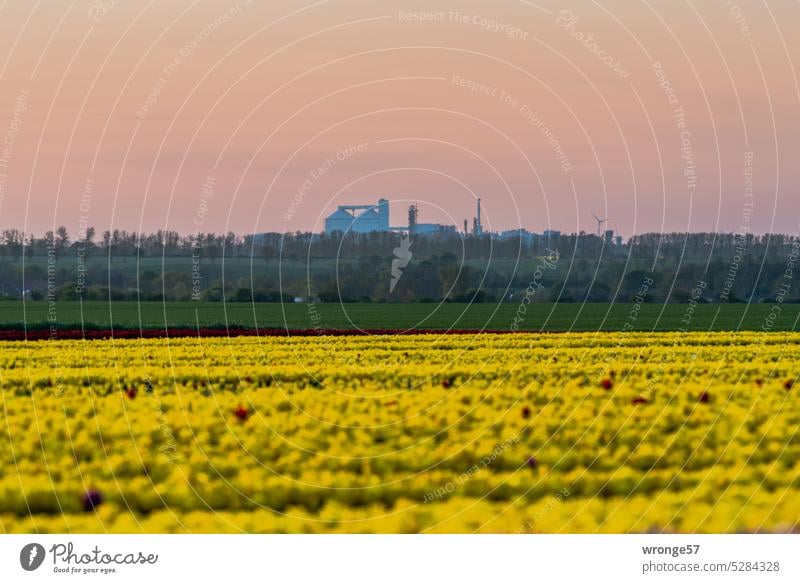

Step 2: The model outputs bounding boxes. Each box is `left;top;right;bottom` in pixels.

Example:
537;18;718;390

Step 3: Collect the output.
0;327;528;341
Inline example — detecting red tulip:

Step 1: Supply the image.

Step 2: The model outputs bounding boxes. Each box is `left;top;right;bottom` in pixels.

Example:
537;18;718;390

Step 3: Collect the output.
600;378;613;390
234;405;250;421
81;489;103;512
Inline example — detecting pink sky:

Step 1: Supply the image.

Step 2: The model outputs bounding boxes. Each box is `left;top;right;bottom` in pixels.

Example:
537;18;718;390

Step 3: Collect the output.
0;0;798;238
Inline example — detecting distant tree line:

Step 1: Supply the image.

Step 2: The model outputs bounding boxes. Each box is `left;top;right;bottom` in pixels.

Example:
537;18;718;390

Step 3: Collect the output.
0;227;798;304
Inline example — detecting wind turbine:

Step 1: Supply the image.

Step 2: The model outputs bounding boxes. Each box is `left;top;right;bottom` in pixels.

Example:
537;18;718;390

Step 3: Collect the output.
592;213;609;237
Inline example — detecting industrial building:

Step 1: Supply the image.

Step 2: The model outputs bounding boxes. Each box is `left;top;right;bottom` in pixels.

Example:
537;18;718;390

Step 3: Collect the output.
320;199;623;244
324;198;390;234
406;204;455;235
324;198;461;236
497;229;563;245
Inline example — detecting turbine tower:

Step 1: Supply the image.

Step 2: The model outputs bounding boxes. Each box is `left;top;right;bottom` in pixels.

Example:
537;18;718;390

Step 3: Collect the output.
592;213;609;237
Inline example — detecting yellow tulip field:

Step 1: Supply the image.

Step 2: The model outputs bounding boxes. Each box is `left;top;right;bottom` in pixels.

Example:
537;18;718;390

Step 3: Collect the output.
0;332;798;533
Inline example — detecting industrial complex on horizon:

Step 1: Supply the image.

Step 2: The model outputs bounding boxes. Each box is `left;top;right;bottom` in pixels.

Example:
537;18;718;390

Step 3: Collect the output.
323;199;622;245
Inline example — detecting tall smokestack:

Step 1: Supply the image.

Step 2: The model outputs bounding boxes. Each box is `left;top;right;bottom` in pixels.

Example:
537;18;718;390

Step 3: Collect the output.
408;204;418;236
475;198;483;236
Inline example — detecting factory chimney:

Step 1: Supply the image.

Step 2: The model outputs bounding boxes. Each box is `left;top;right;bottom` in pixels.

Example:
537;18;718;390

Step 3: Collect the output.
474;198;483;236
408;204;418;236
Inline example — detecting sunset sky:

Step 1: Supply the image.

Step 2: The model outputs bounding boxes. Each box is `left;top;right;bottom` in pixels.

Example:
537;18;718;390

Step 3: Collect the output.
0;0;798;238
